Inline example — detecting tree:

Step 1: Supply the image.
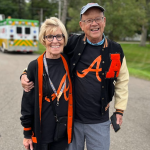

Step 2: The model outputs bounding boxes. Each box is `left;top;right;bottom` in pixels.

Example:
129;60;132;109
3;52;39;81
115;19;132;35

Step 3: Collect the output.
67;0;100;33
66;0;147;42
61;0;68;25
0;0;58;21
139;0;150;46
29;0;58;21
104;0;145;40
0;0;26;19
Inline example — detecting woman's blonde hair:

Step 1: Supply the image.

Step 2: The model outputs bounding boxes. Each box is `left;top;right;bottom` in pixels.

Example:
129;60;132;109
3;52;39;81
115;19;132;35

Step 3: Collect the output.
39;17;68;47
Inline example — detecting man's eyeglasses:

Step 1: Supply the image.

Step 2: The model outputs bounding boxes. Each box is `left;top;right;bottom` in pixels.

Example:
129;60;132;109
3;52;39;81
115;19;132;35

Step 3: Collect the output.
81;17;104;24
44;34;64;42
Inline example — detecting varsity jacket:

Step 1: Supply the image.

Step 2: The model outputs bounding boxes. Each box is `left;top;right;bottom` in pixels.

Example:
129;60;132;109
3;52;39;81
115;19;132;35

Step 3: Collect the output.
64;33;129;115
20;52;73;150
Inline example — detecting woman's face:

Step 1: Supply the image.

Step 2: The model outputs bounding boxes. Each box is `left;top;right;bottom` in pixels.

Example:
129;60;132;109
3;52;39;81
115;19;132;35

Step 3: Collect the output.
45;27;65;58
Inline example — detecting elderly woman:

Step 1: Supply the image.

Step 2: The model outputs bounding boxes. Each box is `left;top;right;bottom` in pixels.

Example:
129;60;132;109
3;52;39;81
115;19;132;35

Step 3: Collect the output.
20;17;73;150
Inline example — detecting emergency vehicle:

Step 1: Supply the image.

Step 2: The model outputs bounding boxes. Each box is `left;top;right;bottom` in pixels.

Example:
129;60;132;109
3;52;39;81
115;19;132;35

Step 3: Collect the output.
0;14;39;53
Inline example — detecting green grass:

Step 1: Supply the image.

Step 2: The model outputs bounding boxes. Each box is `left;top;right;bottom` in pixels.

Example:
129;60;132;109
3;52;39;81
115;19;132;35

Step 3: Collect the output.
35;43;150;80
120;43;150;80
34;43;45;54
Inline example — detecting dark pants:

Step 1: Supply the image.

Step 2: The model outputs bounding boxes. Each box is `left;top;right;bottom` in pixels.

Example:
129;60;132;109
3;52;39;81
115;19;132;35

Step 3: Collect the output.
39;138;68;150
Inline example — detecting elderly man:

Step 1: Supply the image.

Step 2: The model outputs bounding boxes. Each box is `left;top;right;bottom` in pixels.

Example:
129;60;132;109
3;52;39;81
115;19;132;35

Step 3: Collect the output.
21;3;129;150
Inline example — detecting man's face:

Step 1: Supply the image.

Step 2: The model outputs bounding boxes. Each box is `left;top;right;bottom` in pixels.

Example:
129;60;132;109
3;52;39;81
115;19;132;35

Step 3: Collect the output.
79;7;106;43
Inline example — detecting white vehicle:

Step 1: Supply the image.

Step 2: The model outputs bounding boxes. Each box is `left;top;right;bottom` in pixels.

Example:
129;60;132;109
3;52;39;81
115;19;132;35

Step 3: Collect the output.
0;15;39;53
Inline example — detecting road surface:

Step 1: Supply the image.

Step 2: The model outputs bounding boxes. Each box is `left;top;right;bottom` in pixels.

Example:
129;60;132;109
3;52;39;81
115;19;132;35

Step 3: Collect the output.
0;52;149;150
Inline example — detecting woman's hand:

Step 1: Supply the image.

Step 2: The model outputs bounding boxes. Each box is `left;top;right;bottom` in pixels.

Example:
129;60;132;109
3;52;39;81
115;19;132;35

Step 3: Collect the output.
23;138;33;150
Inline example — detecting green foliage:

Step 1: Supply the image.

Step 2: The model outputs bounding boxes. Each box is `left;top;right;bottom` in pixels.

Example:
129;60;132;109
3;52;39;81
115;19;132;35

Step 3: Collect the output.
1;0;150;42
0;0;58;21
34;42;45;54
67;0;100;33
102;0;146;40
67;7;80;33
66;0;150;41
0;0;26;19
29;0;58;21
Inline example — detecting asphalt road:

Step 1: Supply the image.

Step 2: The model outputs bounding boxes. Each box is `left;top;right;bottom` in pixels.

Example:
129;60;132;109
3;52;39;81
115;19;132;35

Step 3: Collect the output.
0;52;150;150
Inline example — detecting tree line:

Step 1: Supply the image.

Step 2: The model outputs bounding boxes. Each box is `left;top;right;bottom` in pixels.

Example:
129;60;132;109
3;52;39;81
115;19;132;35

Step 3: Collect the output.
0;0;150;46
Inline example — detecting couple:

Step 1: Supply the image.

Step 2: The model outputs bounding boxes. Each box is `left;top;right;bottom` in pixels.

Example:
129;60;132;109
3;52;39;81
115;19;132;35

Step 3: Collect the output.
20;3;129;150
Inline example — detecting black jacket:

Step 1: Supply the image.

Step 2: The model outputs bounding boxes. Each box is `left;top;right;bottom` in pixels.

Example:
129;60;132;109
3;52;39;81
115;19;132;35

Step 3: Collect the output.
20;53;73;150
64;33;129;115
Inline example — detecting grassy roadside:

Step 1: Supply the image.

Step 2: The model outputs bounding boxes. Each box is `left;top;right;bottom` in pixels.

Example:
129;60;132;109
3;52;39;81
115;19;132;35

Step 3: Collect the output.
35;43;45;54
120;43;150;80
35;42;150;81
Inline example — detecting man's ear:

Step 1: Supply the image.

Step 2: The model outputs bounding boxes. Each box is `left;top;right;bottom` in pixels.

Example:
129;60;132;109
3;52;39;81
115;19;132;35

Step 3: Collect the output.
104;17;106;27
79;21;84;31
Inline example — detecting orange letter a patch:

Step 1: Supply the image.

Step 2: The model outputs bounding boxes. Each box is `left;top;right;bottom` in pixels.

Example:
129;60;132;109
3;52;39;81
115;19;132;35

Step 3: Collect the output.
106;54;121;78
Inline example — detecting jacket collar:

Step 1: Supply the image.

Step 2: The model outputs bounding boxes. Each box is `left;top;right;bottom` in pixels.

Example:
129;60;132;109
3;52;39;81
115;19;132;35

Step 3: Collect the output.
82;33;108;48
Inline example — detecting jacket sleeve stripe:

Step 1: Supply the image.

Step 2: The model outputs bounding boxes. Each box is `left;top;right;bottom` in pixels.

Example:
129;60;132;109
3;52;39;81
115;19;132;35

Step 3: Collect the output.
24;127;31;131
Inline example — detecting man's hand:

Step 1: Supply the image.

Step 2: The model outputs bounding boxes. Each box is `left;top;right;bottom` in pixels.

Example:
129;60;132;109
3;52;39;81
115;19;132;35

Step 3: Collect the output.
21;74;34;92
116;114;123;126
110;113;123;132
23;138;33;150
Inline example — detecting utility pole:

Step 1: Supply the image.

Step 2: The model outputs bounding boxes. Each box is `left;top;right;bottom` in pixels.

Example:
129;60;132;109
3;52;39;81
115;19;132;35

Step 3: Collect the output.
58;0;61;19
61;0;68;25
40;8;43;26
